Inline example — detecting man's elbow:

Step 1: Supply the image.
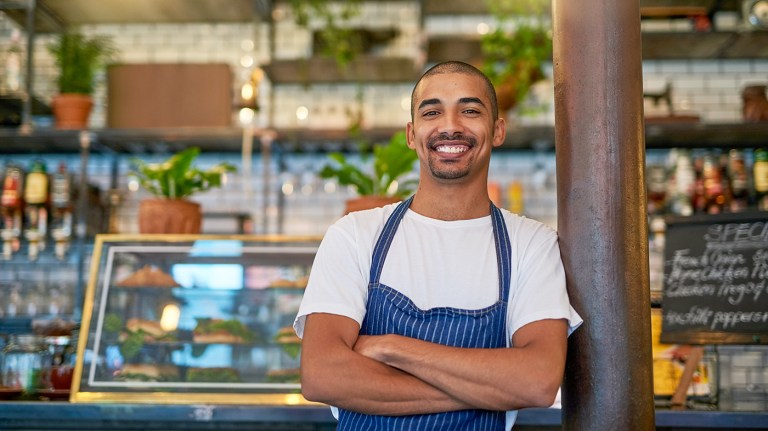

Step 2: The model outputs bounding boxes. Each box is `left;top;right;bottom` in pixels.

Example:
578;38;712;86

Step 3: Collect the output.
526;381;561;408
502;373;562;410
300;369;329;403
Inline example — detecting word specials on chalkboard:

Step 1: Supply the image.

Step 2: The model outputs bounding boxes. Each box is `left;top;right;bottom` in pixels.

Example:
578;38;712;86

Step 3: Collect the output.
661;213;768;345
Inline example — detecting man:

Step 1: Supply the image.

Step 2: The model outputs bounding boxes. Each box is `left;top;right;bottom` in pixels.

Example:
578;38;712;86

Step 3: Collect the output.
294;61;582;430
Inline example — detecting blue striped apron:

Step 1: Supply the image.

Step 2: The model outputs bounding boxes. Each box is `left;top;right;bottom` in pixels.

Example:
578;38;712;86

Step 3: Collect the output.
337;196;511;431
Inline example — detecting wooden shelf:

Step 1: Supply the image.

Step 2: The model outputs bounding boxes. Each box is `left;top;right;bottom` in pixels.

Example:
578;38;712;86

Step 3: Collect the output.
644;121;768;148
426;31;768;63
2;122;767;154
0;127;256;154
0;0;260;33
643;31;768;59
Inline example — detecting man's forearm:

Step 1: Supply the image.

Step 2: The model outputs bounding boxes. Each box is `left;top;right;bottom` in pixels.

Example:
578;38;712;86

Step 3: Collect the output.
304;348;472;415
300;313;473;415
353;320;568;411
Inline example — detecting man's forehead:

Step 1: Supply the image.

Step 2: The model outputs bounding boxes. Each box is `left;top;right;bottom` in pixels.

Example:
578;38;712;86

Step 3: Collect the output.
416;74;488;104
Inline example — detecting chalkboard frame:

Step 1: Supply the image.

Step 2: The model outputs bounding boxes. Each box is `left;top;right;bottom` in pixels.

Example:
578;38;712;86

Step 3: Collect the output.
660;211;768;345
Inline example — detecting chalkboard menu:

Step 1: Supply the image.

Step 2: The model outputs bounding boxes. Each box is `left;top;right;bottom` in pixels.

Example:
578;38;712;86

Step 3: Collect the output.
661;212;768;345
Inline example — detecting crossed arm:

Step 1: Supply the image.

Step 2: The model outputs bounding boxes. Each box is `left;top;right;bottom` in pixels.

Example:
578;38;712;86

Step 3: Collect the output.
299;312;568;416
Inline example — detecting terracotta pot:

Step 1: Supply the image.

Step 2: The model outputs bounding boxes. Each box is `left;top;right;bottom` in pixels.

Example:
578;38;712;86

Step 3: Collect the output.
51;94;93;129
344;196;401;215
138;198;202;234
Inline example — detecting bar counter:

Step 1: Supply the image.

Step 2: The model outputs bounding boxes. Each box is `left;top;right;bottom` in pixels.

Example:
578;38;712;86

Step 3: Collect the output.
0;403;767;430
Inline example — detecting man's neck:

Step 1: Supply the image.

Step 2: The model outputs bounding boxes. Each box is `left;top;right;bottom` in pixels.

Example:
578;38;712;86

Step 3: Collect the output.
409;186;492;221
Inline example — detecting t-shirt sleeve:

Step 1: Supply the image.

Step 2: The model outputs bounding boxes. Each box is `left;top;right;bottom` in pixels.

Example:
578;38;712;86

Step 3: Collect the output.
293;219;369;339
507;220;583;341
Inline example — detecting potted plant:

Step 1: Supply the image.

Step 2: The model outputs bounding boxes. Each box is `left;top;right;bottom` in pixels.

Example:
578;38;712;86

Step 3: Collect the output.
480;0;552;114
131;147;237;234
47;30;117;129
319;130;418;214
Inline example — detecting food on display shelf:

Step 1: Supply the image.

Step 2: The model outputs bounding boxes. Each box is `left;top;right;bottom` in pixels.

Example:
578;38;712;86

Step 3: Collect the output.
123;318;177;342
265;368;300;384
116;265;180;287
115;363;180;382
192;317;255;344
186;367;241;383
274;326;301;345
269;275;309;288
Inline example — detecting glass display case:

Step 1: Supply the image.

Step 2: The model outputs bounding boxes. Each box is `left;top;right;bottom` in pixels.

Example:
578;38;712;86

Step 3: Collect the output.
71;234;320;404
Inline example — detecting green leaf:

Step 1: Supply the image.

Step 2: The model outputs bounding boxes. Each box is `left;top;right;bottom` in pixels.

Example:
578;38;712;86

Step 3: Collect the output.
318;131;417;199
47;31;117;95
130;147;236;199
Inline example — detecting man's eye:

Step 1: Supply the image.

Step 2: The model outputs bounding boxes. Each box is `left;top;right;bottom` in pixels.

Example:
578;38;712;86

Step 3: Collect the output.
422;110;439;117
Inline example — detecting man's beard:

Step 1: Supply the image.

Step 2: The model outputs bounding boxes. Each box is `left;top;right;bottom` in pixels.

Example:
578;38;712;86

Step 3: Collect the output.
426;133;476;180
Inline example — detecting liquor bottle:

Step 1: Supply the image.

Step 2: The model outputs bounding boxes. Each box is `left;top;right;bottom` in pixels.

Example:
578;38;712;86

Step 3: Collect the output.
646;165;667;216
23;160;49;260
702;152;726;214
2;29;23;93
691;152;707;214
507;180;525;215
0;163;24;259
669;149;695;216
50;162;74;259
754;148;768;211
728;149;750;212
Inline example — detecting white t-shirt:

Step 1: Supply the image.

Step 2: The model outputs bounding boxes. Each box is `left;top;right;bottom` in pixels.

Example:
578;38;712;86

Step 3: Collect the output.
293;202;583;430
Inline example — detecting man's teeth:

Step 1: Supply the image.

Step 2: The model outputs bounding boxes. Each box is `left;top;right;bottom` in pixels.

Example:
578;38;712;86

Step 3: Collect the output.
436;145;467;154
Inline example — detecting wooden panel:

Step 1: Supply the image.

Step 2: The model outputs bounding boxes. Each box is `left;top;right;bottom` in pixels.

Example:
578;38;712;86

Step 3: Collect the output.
262;56;419;84
107;63;233;129
426;36;482;63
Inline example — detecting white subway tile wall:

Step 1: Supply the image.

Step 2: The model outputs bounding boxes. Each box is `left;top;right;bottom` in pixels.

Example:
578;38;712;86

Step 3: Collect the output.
2;7;768;410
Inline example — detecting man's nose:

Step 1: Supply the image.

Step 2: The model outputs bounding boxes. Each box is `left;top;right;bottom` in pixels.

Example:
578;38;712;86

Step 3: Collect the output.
438;111;464;135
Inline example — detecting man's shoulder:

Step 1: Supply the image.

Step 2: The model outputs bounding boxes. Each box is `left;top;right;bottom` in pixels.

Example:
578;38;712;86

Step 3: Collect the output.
496;208;559;242
325;201;400;243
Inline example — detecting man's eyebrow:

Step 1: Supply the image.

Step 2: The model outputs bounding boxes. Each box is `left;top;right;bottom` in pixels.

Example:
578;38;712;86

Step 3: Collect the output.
418;98;441;110
417;97;485;110
459;97;484;106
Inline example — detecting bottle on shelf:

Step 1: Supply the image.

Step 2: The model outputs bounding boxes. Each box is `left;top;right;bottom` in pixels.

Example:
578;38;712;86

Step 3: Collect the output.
727;149;750;212
701;152;726;214
50;162;74;259
507;180;525;215
646;164;668;216
668;149;695;216
23;160;49;260
0;163;24;260
754;148;768;211
2;28;23;94
691;152;707;214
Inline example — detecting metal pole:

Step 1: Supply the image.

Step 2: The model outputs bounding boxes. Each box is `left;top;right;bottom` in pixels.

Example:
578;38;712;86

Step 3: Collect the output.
21;0;36;132
74;130;91;321
552;0;655;429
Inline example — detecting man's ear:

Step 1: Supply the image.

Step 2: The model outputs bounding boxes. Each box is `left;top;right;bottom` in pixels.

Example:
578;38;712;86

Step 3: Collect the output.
493;118;507;148
406;123;417;149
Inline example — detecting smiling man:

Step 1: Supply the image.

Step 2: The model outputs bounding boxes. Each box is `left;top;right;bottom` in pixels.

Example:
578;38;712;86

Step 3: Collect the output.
294;61;582;431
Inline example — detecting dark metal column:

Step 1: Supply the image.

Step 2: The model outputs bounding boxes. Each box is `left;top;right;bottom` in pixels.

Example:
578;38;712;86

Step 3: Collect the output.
552;0;655;429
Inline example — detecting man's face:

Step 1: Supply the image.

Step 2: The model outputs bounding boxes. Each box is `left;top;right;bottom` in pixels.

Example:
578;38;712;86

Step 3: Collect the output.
407;72;505;184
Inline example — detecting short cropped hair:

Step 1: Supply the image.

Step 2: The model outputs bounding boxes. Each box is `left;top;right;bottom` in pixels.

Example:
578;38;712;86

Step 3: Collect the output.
410;61;499;121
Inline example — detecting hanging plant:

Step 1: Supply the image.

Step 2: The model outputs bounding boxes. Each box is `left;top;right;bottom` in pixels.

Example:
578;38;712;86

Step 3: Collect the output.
480;0;552;112
287;0;363;68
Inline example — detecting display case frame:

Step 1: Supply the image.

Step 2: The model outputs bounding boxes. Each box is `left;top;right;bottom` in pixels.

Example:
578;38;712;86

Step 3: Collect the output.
71;234;321;405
